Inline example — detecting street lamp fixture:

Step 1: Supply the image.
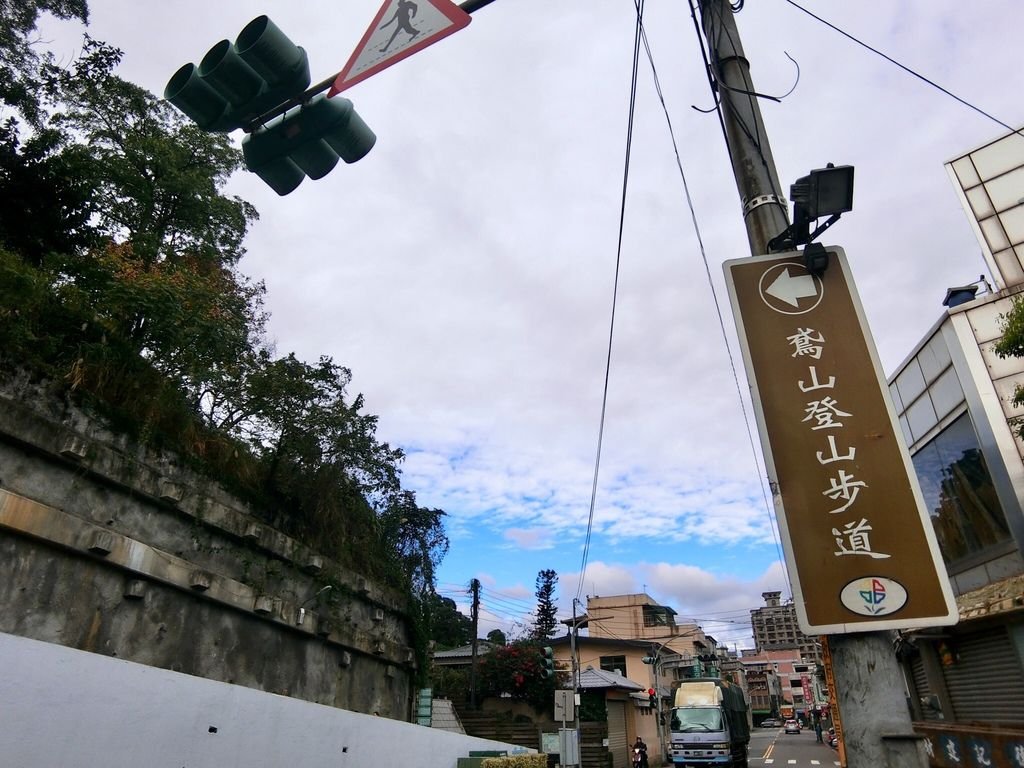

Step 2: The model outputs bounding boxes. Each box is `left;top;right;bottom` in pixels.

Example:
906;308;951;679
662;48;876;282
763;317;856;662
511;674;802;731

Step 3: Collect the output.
767;163;855;274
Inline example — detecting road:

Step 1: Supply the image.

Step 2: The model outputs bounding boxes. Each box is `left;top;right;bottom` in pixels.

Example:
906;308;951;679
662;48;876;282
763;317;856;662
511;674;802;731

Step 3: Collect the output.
750;724;840;767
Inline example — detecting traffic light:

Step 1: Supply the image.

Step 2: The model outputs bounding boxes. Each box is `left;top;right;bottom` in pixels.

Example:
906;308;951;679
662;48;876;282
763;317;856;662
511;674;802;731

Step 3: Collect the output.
641;655;655;665
165;16;310;133
541;646;555;679
242;94;375;196
648;687;657;706
164;15;376;195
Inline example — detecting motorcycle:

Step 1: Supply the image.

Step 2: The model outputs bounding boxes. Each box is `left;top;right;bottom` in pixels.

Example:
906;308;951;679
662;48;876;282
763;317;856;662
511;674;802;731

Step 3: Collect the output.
827;728;838;750
632;747;647;768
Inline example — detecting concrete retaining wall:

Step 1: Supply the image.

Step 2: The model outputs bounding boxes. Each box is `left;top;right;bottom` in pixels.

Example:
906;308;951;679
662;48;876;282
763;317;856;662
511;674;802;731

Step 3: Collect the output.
0;372;416;718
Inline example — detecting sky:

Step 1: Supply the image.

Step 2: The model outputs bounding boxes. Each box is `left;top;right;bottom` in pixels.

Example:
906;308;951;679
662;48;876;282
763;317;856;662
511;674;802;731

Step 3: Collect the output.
38;0;1024;651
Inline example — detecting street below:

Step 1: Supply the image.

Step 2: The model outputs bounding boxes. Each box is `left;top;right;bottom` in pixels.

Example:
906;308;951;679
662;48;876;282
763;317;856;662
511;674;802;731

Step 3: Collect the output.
749;726;839;767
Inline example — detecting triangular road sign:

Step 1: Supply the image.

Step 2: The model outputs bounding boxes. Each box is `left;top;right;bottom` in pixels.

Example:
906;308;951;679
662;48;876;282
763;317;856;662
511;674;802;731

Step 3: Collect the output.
329;0;471;97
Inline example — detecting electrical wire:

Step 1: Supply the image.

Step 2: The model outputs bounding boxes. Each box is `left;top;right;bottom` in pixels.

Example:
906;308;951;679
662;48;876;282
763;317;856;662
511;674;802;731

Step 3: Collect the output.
631;0;789;586
575;0;647;605
781;0;1022;136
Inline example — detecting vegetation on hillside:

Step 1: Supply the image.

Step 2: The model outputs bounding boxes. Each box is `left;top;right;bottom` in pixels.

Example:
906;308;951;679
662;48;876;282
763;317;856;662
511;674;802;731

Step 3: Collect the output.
0;4;452;665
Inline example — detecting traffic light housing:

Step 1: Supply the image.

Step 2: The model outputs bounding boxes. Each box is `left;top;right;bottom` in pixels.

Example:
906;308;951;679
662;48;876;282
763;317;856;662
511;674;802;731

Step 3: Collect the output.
242;94;376;196
648;687;657;706
165;16;310;133
541;646;555;679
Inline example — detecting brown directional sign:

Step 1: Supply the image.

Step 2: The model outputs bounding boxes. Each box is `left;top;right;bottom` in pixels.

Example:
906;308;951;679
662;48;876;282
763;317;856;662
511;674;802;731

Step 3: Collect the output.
724;248;957;634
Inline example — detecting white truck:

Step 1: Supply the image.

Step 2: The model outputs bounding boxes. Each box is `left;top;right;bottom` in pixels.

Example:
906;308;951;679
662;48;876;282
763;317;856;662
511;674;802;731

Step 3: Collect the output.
668;679;750;768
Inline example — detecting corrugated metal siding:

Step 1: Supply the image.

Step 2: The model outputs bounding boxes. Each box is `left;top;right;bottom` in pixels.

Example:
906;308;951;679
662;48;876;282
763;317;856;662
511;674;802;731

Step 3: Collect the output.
943;628;1024;724
909;654;942;722
607;701;628;768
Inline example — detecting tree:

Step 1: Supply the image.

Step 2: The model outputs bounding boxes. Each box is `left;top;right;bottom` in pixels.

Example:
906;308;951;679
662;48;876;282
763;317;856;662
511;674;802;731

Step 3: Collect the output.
486;628;507;646
0;0;88;126
424;593;472;649
996;297;1024;439
41;37;257;268
530;569;559;641
478;641;558;712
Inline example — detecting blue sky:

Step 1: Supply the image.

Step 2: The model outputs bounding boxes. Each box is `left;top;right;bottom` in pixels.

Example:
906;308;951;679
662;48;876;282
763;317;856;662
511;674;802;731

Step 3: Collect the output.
38;0;1024;650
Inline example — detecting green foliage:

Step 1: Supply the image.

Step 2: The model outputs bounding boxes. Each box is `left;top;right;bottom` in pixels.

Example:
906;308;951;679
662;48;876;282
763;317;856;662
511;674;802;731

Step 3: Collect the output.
487;628;508;645
0;0;88;126
530;569;558;641
430;664;471;703
40;37;257;267
995;296;1024;437
0;120;98;265
479;641;559;712
578;691;607;722
426;593;473;649
481;756;547;768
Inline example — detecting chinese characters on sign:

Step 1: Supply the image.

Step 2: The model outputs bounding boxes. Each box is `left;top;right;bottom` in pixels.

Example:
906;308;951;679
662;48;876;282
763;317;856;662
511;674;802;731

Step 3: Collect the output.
786;327;890;564
724;249;956;633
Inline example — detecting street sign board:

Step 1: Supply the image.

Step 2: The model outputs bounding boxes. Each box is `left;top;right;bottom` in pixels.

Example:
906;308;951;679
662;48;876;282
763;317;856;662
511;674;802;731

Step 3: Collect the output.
724;248;957;634
329;0;471;96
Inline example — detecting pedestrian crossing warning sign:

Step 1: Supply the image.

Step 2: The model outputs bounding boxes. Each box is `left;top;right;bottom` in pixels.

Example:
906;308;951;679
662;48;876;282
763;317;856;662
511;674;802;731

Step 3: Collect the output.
329;0;471;96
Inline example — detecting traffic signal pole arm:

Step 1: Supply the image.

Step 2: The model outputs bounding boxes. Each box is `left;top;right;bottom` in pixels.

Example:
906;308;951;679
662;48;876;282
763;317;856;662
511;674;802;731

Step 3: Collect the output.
248;0;499;131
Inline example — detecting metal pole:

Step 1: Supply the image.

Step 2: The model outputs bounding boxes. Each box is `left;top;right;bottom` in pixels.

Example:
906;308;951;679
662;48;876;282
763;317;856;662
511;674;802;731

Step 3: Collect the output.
696;4;927;767
696;0;789;256
571;600;582;768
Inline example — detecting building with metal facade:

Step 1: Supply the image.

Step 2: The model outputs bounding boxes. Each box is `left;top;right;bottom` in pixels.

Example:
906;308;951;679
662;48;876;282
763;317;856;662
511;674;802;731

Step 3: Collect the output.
891;127;1024;751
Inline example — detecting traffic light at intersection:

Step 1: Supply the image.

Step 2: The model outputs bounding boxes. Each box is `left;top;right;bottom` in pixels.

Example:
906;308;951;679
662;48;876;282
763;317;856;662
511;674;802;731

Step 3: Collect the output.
242;94;376;196
542;646;555;679
165;16;310;133
165;15;375;195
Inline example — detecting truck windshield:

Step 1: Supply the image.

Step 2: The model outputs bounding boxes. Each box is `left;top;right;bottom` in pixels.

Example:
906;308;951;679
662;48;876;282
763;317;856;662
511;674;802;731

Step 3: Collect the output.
671;707;724;732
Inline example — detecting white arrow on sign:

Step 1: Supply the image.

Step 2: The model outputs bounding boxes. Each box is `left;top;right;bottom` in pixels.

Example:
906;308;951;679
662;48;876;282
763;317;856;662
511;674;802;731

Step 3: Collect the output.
765;267;818;307
328;0;471;97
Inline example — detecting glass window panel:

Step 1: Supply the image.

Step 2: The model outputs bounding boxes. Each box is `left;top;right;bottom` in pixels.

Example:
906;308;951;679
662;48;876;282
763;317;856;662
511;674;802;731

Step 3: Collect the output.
918;340;943;383
981;216;1011;251
984;166;1024;212
1000;205;1024;245
967;185;995;218
970;135;1024;181
896;360;927;405
925;332;952;373
889;382;903;413
600;655;627;675
899;414;913;447
906;393;938;440
929;367;963;420
951;156;980;187
911;413;1012;563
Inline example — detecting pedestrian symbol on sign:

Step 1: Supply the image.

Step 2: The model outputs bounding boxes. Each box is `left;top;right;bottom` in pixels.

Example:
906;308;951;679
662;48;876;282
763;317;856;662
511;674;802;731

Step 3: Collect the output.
379;0;420;53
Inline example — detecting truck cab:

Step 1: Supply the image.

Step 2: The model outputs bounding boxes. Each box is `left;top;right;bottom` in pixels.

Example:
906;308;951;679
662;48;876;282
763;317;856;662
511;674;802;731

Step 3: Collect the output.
668;679;749;768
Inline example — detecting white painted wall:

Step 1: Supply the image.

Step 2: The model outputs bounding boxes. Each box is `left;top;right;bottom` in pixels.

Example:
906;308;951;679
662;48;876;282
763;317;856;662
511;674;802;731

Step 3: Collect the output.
0;632;526;767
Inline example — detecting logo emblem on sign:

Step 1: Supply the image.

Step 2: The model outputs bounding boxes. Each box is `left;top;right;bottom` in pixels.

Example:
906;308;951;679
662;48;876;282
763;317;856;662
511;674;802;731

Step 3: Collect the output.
840;576;908;616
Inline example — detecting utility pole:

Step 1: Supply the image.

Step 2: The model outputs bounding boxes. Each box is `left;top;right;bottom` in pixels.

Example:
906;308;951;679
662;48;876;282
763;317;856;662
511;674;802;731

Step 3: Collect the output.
469;578;480;709
697;2;928;767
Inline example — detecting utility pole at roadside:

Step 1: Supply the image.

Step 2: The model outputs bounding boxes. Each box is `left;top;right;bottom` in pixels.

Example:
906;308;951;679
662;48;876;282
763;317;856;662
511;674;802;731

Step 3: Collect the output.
469;578;481;709
696;3;930;767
